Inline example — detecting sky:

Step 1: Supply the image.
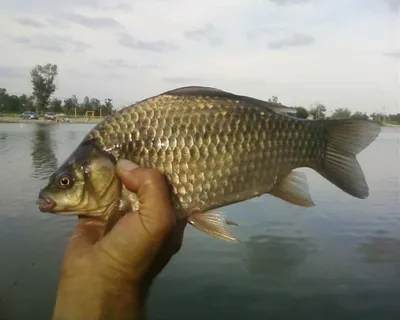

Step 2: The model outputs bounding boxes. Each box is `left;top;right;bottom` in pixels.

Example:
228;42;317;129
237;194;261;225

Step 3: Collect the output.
0;0;399;114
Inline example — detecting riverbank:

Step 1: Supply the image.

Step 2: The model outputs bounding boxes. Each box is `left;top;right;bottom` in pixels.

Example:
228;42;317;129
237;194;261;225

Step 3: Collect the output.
0;116;102;124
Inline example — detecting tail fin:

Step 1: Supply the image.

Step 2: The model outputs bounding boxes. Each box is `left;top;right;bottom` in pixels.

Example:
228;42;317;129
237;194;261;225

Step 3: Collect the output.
313;119;381;199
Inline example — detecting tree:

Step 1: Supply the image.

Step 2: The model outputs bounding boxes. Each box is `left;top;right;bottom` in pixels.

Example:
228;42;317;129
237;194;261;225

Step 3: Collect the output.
30;63;58;112
267;96;281;105
295;106;308;119
7;95;20;113
370;113;383;121
331;108;352;119
18;94;35;112
0;88;8;112
389;113;400;124
351;111;369;120
103;98;114;116
49;98;63;113
81;96;92;112
63;95;79;115
90;98;101;110
309;104;327;119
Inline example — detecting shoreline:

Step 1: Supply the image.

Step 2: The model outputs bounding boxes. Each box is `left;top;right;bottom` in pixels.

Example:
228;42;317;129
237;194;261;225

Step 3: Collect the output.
1;117;399;127
0;117;102;124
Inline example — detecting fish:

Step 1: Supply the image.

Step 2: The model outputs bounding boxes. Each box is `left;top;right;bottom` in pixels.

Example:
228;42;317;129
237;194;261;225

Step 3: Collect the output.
37;86;381;242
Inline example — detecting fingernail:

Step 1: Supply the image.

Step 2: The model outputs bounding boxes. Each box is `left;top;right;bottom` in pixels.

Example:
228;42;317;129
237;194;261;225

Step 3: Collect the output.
117;159;139;172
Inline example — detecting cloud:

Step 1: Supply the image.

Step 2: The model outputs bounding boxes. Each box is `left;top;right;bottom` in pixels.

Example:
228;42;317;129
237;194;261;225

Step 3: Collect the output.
118;33;177;52
384;0;400;12
104;59;137;69
13;35;91;53
163;76;203;84
269;0;314;5
16;17;46;28
268;33;315;49
105;2;133;11
247;27;287;41
62;13;122;29
0;67;27;78
184;24;223;47
384;51;400;59
103;59;161;69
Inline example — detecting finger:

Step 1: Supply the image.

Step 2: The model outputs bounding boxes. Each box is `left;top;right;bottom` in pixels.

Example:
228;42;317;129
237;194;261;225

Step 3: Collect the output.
116;159;176;238
63;217;105;261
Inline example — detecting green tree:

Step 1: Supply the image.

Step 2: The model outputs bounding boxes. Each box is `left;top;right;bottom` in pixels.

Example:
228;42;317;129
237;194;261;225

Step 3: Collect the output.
30;63;58;112
90;98;101;110
81;96;92;112
18;94;35;112
309;104;327;119
389;113;400;124
103;98;114;116
49;98;63;113
0;88;8;112
267;96;281;105
63;95;79;116
295;106;308;119
331;108;352;119
351;111;369;120
370;113;384;121
7;95;21;113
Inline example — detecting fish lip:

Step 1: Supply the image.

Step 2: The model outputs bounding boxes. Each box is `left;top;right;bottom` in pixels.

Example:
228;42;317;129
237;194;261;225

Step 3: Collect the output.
36;198;56;213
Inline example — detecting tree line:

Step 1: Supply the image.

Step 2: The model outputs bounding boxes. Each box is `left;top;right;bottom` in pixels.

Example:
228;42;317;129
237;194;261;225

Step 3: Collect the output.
0;63;116;117
0;63;399;124
268;96;399;124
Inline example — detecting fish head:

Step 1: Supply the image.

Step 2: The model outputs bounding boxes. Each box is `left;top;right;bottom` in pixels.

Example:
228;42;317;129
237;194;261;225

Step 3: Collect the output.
37;141;122;217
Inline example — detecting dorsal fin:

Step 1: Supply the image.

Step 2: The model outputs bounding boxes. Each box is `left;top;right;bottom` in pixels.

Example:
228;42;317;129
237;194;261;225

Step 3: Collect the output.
161;86;295;115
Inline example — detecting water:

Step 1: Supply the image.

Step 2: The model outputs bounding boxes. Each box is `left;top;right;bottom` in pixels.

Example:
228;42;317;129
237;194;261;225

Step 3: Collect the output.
0;123;399;320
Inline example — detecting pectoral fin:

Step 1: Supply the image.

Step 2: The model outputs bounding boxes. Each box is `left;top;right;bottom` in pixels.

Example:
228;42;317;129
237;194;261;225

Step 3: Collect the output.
187;211;239;242
103;196;133;236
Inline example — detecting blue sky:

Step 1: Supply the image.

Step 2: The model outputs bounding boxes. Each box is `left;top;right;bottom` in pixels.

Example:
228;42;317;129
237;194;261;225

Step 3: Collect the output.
0;0;399;114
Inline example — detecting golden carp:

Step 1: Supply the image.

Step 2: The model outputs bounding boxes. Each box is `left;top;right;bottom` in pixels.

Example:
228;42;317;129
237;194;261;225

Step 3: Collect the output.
37;86;381;241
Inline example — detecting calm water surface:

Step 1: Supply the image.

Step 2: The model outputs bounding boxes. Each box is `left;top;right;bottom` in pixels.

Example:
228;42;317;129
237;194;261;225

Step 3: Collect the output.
0;123;399;320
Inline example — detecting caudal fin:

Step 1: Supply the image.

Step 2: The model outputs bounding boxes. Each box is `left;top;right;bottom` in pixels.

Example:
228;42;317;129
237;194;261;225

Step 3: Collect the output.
314;119;380;199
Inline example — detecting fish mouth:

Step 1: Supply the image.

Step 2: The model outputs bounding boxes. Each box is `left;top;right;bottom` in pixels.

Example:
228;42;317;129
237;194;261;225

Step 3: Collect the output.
36;198;56;213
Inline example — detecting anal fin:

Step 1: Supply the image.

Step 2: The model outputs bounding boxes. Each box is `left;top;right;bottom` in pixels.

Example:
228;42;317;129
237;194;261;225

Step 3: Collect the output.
269;170;315;207
187;211;239;242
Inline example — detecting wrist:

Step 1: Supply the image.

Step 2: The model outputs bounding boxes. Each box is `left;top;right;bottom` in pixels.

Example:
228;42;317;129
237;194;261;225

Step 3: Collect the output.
53;274;150;320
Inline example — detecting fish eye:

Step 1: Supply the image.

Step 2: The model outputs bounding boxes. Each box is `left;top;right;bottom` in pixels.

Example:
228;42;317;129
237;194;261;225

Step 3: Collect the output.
57;174;73;188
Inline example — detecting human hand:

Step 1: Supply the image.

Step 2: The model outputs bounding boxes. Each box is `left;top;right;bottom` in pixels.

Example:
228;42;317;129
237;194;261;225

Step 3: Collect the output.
52;159;187;320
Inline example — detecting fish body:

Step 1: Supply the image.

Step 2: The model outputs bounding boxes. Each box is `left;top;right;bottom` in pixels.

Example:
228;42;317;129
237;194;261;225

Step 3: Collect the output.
37;86;381;241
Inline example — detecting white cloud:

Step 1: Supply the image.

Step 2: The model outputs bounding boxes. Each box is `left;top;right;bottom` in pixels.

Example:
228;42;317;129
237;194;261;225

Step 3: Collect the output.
0;0;398;114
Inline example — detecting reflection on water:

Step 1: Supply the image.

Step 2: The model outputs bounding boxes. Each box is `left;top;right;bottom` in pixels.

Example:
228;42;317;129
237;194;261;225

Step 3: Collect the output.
67;130;76;141
30;124;58;180
357;236;400;266
245;234;316;277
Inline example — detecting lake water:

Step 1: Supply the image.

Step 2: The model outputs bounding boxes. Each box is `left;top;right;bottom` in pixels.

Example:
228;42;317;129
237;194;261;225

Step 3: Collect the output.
0;123;399;320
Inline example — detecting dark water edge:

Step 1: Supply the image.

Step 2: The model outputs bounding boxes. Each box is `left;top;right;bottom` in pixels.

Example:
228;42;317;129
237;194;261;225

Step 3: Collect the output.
0;123;399;320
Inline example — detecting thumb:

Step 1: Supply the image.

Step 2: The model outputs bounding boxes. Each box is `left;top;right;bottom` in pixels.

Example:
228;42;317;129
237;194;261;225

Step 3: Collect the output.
96;159;176;279
116;159;176;238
